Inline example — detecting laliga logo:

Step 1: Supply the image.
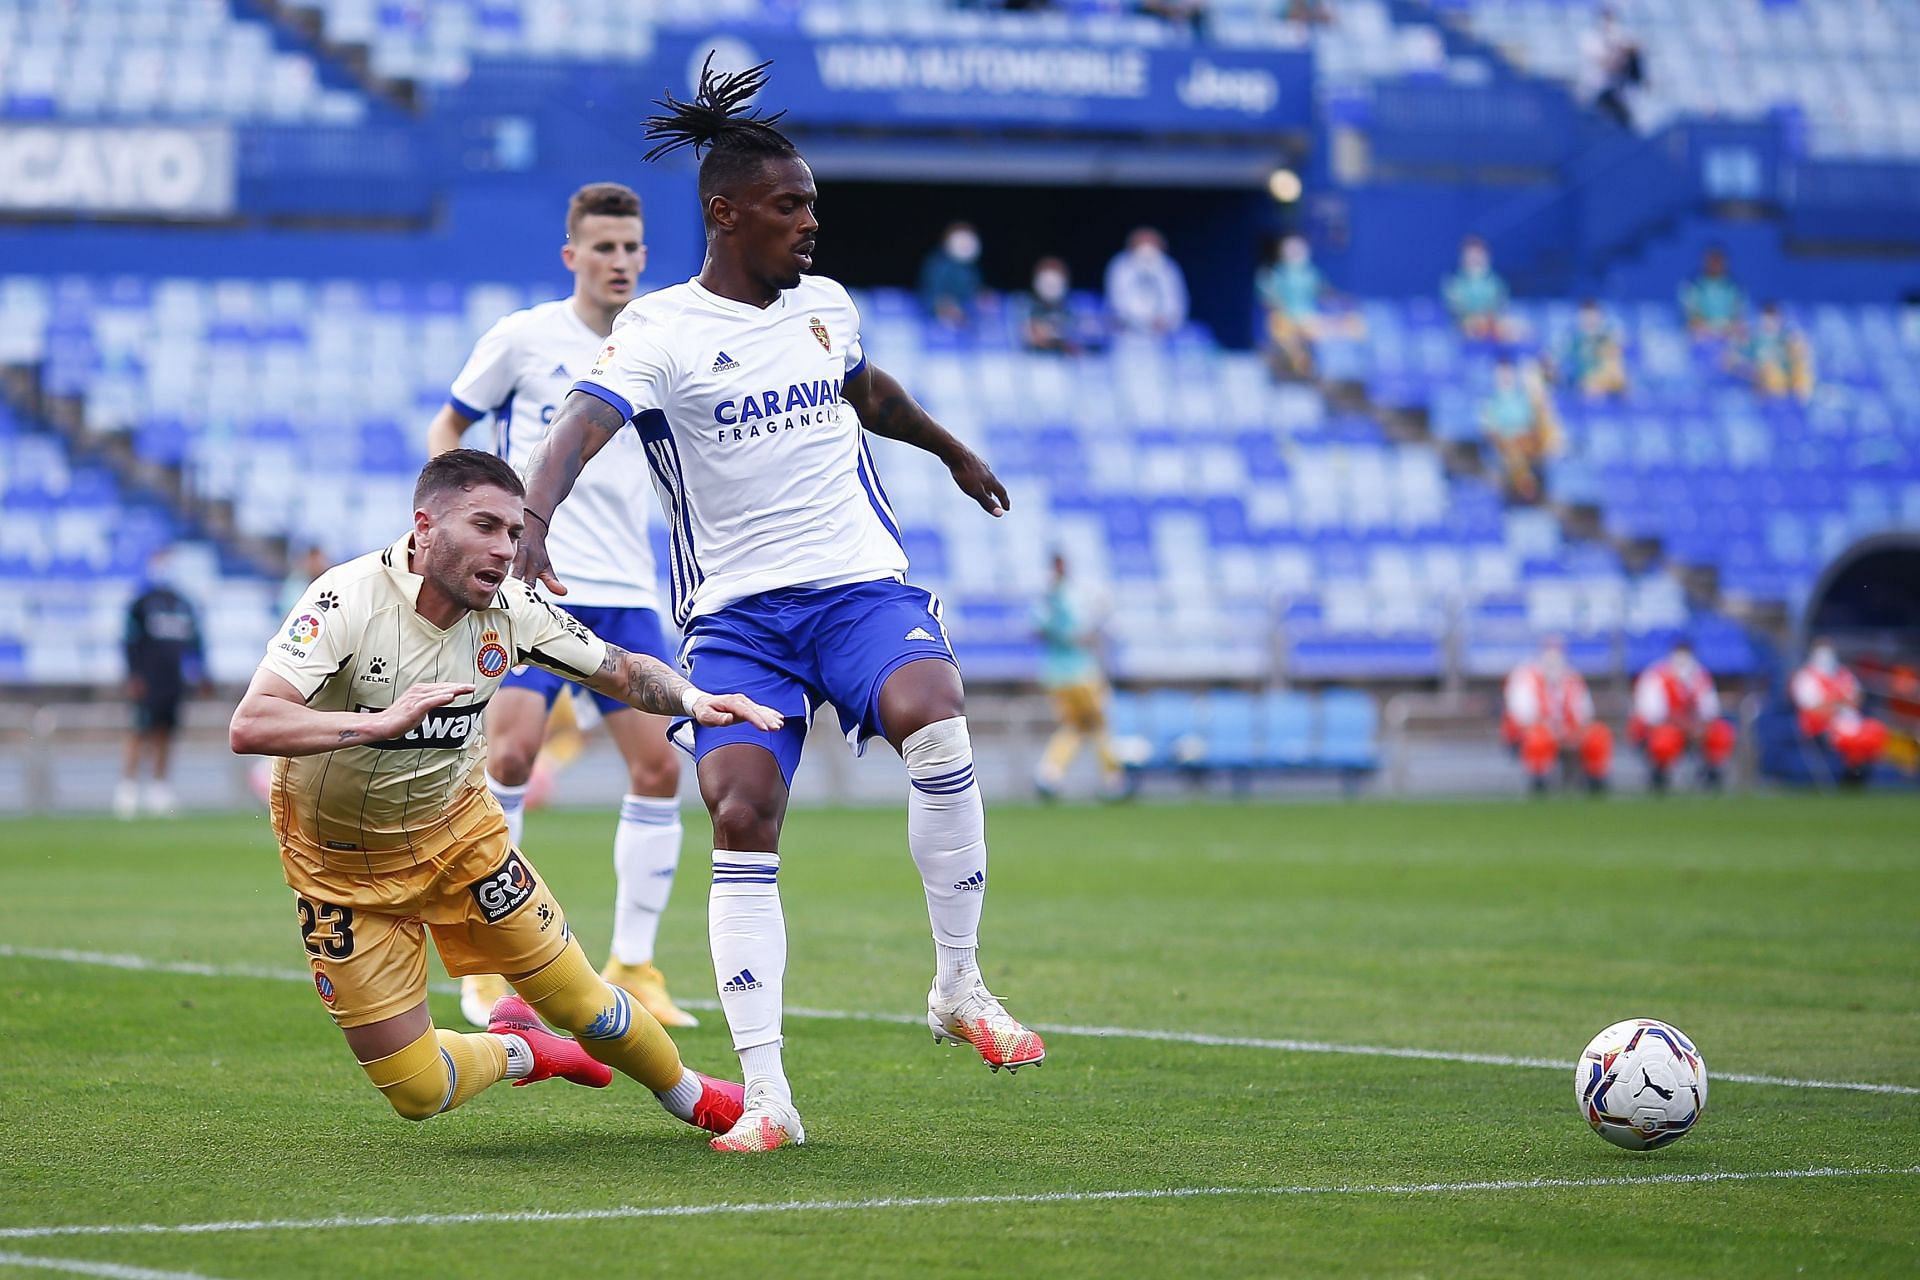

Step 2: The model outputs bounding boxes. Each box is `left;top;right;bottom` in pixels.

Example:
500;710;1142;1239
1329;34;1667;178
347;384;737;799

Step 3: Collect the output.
287;613;322;645
689;37;762;97
1176;59;1278;116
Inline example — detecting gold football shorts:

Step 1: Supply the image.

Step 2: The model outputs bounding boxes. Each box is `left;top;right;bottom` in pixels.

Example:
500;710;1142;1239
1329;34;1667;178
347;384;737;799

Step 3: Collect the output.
1050;679;1109;733
273;785;571;1028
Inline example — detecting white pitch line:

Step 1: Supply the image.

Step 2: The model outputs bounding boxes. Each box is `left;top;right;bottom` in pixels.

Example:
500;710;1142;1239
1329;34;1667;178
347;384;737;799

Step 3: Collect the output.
3;944;1917;1097
0;1252;223;1280
1;1166;1915;1242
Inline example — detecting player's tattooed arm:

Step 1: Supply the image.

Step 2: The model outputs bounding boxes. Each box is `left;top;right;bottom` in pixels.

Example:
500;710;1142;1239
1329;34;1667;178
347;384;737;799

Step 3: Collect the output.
845;362;1009;517
514;390;628;594
229;670;475;757
582;645;787;730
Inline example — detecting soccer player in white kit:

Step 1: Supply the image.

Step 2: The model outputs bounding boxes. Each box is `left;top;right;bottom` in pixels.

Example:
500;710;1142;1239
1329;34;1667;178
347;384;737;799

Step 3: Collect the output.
426;183;699;1031
512;61;1046;1153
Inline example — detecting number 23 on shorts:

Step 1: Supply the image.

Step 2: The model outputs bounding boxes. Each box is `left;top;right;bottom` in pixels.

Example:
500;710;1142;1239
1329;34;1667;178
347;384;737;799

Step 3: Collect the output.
297;895;356;960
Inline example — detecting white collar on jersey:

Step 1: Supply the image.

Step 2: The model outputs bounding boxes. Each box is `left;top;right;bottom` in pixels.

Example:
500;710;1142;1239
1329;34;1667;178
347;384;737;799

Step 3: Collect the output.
688;276;790;316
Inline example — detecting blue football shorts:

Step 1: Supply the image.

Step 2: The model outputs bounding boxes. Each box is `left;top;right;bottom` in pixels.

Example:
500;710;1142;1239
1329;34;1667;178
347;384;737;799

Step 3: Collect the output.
502;604;674;715
673;577;959;787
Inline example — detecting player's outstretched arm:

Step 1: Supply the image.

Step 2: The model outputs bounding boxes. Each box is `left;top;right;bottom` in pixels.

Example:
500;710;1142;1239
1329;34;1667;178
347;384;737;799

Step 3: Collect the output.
582;644;785;730
844;362;1008;517
513;391;628;593
228;670;475;757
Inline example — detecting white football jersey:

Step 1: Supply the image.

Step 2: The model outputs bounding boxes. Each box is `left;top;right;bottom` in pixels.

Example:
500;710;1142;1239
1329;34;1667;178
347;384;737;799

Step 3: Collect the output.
449;298;660;611
570;275;905;627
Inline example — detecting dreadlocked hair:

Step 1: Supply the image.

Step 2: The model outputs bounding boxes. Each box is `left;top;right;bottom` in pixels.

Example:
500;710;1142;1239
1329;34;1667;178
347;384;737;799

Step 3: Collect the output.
643;55;798;204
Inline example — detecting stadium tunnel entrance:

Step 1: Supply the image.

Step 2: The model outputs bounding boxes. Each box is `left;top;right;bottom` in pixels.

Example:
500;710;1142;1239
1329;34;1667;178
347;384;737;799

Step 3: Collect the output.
803;161;1285;350
1800;532;1920;654
1756;533;1920;786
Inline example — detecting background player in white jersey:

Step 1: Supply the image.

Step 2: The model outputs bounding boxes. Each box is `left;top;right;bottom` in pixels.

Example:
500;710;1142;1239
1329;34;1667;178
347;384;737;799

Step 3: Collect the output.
512;61;1043;1154
227;450;781;1135
426;183;698;1031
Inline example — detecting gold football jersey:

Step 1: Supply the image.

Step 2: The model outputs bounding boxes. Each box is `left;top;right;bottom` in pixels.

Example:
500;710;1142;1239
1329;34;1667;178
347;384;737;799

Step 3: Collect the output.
257;534;607;861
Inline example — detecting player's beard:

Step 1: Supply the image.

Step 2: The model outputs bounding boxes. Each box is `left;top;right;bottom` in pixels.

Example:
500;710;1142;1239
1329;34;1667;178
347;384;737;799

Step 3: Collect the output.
424;540;498;611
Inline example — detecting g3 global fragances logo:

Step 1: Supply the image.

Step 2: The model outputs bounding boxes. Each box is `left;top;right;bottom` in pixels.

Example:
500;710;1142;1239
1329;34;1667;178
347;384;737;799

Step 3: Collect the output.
354;698;490;750
471;849;538;923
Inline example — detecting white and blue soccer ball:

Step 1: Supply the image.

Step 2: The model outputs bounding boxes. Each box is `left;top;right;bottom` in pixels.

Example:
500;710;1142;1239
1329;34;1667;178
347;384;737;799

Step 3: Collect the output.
1574;1018;1709;1151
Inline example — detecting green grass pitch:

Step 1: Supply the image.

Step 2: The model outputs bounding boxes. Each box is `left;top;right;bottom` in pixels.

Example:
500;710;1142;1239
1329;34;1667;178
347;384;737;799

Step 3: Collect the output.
2;795;1917;1277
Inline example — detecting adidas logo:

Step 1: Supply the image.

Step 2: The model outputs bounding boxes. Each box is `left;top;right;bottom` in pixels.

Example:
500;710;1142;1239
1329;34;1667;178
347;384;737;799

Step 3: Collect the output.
711;351;740;373
722;968;763;992
953;870;985;892
549;362;568;378
905;626;937;642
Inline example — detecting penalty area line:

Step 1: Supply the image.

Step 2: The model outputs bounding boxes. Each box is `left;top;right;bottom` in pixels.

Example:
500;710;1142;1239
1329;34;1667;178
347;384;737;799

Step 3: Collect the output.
2;943;1917;1097
2;1167;1916;1242
0;1251;227;1279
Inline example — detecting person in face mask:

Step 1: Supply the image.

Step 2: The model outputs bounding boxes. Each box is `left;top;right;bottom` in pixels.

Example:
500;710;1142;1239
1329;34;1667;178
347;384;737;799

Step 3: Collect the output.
1629;636;1737;792
1022;256;1079;355
919;221;985;330
1557;298;1627;399
1502;635;1613;794
1104;226;1188;338
1791;639;1888;784
1256;234;1365;378
1442;235;1513;342
117;547;210;818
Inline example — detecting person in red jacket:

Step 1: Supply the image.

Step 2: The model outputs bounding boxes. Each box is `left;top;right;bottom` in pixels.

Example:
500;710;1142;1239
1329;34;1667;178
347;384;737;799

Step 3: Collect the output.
1791;639;1887;783
1503;636;1612;793
1629;637;1735;791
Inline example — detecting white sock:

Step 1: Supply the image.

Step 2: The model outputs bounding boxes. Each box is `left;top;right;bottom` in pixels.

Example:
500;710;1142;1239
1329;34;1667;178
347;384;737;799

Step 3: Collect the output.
611;794;682;966
488;772;528;849
936;941;981;997
498;1032;533;1080
709;850;790;1104
738;1042;787;1106
903;717;987;998
653;1066;704;1120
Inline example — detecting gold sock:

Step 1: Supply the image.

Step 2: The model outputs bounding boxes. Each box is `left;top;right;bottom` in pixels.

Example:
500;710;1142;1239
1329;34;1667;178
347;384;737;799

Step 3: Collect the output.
361;1024;504;1119
513;937;684;1092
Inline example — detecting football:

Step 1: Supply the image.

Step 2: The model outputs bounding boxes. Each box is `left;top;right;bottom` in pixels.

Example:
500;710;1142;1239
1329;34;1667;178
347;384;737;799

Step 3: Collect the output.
1574;1018;1709;1151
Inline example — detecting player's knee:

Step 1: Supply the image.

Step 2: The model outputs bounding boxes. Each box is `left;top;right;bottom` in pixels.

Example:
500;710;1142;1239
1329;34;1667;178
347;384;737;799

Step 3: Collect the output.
384;1081;444;1122
363;1031;451;1121
1703;720;1735;762
710;790;783;852
626;751;680;798
488;737;539;787
902;715;971;776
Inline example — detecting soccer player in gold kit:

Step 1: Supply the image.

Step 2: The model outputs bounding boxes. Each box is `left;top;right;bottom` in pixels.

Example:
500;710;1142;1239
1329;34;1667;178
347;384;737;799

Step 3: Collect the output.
229;450;782;1133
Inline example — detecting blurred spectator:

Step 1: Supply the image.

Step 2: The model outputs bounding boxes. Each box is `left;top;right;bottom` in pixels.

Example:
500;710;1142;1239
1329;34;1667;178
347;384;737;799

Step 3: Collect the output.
1556;298;1628;399
116;549;208;819
1442;236;1513;341
1140;0;1208;34
278;544;330;617
918;221;984;329
1285;0;1332;24
1256;234;1365;379
1581;4;1643;128
1503;636;1612;794
1734;301;1815;401
1479;357;1560;502
1791;640;1887;784
1679;245;1745;338
1021;256;1079;355
1629;637;1735;792
1032;552;1126;801
1105;227;1189;338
